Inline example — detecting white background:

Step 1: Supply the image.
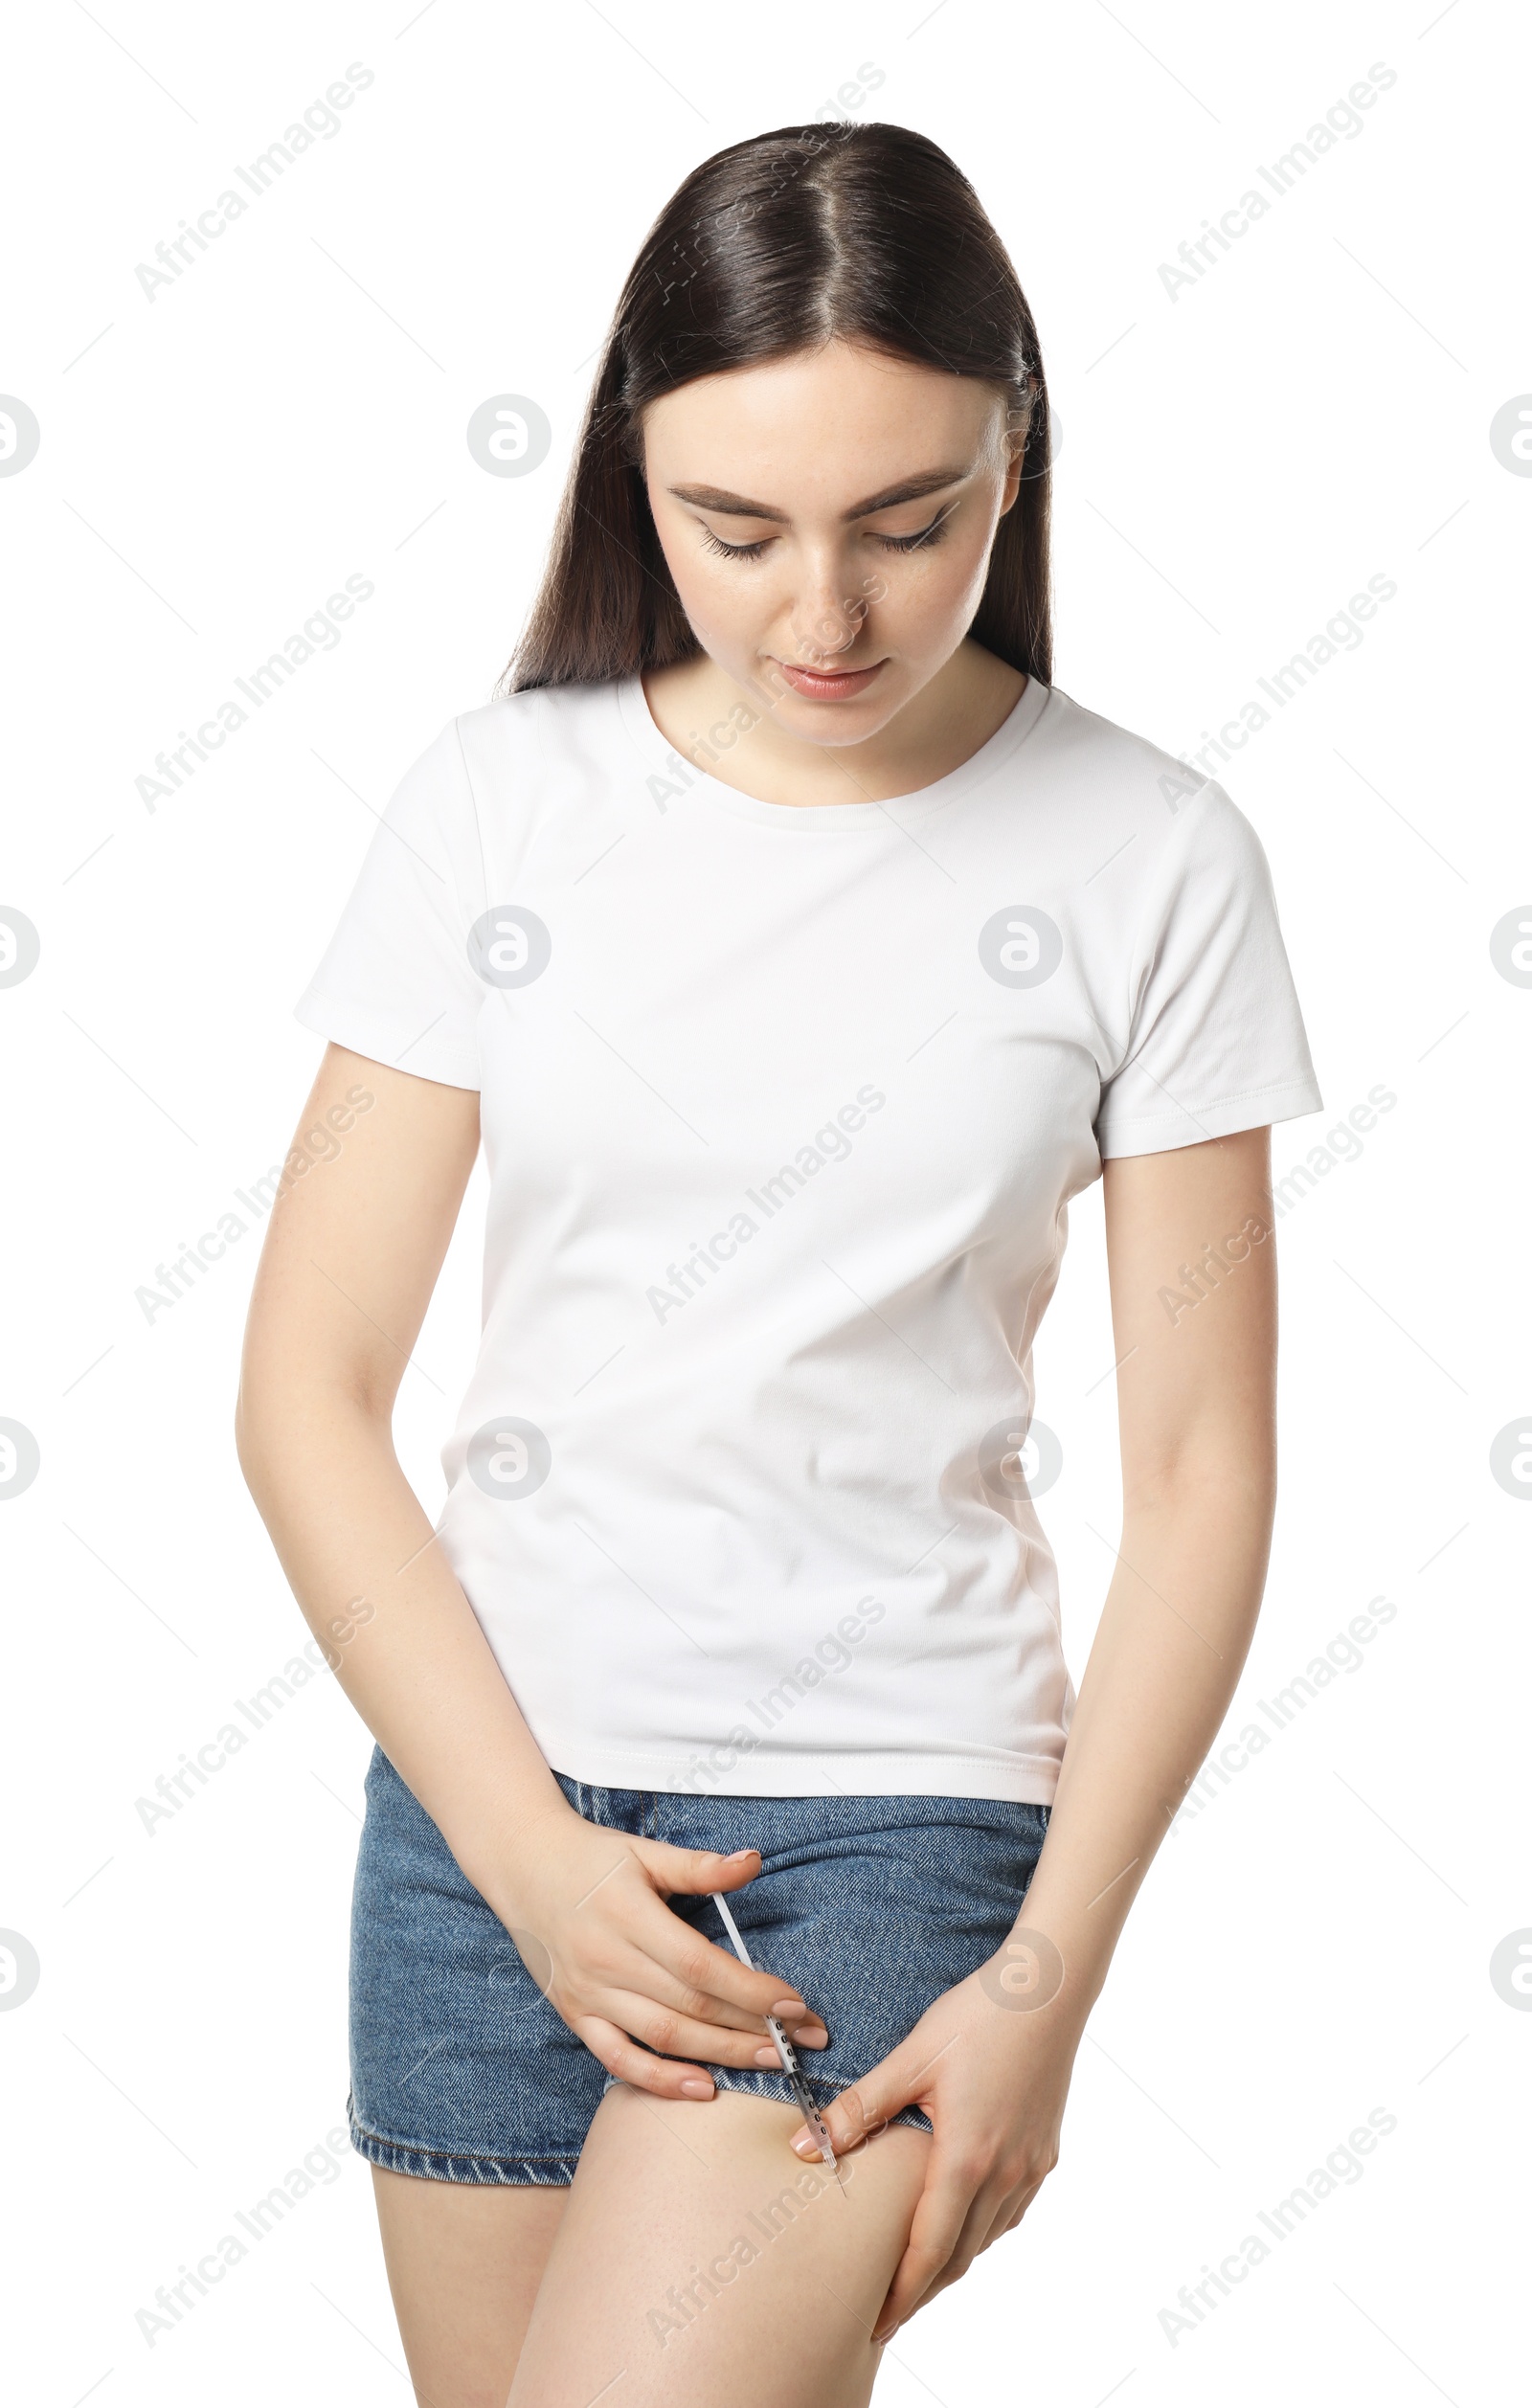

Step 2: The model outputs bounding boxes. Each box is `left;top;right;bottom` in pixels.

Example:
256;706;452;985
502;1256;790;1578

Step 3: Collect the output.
2;2;1526;2401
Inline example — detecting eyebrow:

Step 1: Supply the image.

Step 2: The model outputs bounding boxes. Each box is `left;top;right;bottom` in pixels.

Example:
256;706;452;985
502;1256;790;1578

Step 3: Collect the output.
665;465;974;525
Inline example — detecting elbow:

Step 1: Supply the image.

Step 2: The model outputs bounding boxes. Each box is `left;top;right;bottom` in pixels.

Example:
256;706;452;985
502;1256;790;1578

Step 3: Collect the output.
234;1375;277;1499
1120;1445;1277;1529
234;1355;391;1501
233;1347;308;1499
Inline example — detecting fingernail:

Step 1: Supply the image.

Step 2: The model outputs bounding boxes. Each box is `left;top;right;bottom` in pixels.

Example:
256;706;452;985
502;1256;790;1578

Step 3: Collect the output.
789;2127;816;2156
754;2044;778;2065
873;2323;896;2345
679;2078;713;2098
770;1997;806;2018
794;2023;829;2047
724;1848;757;1862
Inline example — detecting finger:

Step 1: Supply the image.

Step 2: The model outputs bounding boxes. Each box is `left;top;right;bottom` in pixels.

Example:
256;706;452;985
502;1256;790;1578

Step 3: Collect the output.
561;1886;829;2042
644;1985;830;2048
909;2185;1022;2312
886;2172;1048;2332
572;2014;719;2101
997;2175;1046;2237
630;1835;763;1898
787;2049;922;2163
620;1884;824;2028
871;2156;976;2339
571;1838;827;2027
597;1988;828;2072
593;1934;829;2045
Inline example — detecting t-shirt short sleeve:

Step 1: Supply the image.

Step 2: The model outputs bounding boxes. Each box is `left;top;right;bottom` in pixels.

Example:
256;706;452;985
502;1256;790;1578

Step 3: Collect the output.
1093;778;1322;1158
294;717;485;1090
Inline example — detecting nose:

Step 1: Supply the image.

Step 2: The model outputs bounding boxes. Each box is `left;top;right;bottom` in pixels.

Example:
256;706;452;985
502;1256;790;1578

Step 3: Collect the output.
789;565;867;665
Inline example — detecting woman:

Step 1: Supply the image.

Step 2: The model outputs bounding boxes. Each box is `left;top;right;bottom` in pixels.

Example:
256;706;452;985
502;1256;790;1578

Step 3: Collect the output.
237;120;1322;2408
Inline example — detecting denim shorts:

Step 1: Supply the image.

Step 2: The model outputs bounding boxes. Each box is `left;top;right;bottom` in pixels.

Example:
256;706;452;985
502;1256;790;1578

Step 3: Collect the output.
347;1743;1050;2187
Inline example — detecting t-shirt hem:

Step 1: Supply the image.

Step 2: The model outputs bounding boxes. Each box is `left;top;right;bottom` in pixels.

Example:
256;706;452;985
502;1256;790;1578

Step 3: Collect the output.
533;1732;1062;1805
293;990;482;1091
1095;1073;1324;1159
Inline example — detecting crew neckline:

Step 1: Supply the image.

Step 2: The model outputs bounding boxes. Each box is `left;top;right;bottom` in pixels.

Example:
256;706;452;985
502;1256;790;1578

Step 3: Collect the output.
617;667;1051;832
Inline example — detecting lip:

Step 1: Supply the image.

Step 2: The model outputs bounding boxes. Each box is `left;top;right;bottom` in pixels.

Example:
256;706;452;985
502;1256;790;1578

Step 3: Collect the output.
774;658;887;701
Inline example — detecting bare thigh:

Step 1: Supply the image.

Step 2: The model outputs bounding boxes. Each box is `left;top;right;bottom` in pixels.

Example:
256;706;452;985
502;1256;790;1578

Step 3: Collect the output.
371;2165;570;2408
506;2086;931;2408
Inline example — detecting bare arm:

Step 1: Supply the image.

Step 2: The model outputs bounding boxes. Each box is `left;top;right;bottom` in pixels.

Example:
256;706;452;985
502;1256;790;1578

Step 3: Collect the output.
800;1124;1282;2336
235;1044;569;1867
236;1043;828;2088
1014;1119;1279;2010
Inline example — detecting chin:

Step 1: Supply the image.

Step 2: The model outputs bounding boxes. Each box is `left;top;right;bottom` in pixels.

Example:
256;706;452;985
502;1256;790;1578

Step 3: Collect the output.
783;694;904;746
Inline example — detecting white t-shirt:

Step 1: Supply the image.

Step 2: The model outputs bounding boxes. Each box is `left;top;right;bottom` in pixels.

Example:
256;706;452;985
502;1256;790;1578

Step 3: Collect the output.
295;673;1322;1802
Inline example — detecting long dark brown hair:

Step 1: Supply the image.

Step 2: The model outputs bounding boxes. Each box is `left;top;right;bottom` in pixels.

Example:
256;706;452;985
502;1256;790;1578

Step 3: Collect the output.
500;121;1051;693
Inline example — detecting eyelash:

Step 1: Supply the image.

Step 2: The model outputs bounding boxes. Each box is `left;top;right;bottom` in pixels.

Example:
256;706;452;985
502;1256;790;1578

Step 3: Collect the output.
697;510;953;563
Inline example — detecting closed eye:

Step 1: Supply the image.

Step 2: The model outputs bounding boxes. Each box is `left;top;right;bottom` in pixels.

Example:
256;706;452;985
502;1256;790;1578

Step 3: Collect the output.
698;504;956;563
699;527;773;561
870;504;957;552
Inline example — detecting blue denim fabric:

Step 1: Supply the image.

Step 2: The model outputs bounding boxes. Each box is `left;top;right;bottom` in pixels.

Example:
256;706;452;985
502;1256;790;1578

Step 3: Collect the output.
348;1743;1050;2186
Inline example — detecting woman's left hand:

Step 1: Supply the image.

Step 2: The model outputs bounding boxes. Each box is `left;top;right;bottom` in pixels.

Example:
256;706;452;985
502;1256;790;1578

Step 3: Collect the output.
785;1952;1081;2343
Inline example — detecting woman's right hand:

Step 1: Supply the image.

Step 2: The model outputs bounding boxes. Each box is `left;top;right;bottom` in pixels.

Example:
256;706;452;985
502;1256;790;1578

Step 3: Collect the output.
484;1805;828;2100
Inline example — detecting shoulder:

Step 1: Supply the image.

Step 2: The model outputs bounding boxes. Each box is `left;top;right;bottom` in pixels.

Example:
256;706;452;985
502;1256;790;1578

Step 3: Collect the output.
449;679;623;784
1031;683;1209;815
1029;683;1267;881
414;681;634;888
389;681;625;839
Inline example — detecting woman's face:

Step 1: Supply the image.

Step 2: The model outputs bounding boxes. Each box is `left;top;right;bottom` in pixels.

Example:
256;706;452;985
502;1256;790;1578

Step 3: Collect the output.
642;340;1025;745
